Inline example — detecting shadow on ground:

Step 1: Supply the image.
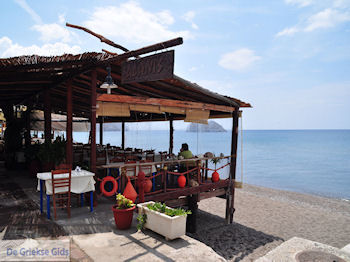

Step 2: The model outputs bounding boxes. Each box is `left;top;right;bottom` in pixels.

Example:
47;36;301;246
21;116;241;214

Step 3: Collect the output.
187;209;283;261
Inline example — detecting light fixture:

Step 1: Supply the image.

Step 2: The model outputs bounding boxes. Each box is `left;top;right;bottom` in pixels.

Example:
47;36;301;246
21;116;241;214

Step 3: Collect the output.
100;65;118;94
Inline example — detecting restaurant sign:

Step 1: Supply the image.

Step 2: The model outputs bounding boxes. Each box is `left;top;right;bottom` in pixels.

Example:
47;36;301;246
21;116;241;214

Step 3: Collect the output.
121;50;174;84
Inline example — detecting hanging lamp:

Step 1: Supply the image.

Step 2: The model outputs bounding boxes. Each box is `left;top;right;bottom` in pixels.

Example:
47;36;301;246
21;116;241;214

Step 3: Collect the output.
100;66;118;94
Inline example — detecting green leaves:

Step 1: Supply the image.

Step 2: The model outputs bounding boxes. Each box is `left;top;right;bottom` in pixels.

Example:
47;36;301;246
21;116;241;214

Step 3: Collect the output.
146;202;191;217
116;193;135;209
136;214;147;230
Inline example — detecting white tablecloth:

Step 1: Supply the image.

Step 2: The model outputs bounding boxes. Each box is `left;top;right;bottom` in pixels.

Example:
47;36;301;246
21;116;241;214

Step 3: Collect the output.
37;170;95;195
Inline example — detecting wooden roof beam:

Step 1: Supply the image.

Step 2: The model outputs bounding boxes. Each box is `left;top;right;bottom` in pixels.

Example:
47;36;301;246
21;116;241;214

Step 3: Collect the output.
97;94;236;113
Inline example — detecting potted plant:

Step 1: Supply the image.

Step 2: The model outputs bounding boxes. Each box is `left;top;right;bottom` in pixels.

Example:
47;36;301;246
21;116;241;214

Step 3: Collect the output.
37;136;66;171
25;142;41;177
210;155;222;182
112;193;136;230
137;201;191;240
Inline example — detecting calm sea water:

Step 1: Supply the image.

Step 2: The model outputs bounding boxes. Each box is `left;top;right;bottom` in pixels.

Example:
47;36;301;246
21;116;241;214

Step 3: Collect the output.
73;130;350;200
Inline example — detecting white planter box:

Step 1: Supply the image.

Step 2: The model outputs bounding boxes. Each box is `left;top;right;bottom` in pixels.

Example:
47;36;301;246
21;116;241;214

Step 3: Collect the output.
137;201;187;240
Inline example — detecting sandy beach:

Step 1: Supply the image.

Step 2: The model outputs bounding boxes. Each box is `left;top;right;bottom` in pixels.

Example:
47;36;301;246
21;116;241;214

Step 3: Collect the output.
188;184;350;261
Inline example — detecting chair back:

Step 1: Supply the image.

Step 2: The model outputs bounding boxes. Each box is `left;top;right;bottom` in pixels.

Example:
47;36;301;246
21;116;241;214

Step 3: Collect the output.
51;169;72;219
139;160;153;176
125;155;138;162
124;161;137;177
145;153;155;162
51;169;72;194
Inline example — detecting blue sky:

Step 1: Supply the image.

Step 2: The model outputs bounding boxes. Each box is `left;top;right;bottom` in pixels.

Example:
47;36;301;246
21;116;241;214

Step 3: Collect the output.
1;0;349;130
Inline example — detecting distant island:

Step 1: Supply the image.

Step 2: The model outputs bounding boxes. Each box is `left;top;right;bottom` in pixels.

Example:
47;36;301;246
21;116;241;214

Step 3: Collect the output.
186;121;226;132
97;123;129;131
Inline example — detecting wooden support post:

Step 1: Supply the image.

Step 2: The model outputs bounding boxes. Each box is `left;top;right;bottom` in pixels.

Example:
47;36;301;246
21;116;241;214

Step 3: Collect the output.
169;118;173;154
137;171;145;203
121;121;125;150
99;117;103;145
186;194;198;233
228;109;239;223
66;79;73;167
90;70;97;174
25;103;32;147
44;89;51;144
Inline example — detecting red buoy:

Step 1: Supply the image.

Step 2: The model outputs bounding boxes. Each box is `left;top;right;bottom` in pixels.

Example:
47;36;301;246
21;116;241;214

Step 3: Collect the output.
211;171;220;182
100;176;118;197
178;175;186;188
123;177;137;202
144;179;153;193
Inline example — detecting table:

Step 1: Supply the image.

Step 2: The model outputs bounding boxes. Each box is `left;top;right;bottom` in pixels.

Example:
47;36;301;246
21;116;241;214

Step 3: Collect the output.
37;170;95;219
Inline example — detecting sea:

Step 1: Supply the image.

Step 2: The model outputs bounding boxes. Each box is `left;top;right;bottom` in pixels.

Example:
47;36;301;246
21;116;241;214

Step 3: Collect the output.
72;129;350;200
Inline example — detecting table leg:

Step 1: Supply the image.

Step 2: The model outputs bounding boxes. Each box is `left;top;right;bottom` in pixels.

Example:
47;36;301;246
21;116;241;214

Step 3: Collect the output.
40;180;43;213
46;194;50;219
90;191;93;212
80;193;84;207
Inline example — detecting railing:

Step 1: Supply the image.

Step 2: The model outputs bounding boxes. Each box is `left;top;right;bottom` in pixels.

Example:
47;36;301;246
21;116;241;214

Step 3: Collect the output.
98;155;234;201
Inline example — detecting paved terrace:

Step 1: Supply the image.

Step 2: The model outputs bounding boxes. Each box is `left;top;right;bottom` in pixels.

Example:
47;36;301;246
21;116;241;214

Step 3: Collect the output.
0;162;281;261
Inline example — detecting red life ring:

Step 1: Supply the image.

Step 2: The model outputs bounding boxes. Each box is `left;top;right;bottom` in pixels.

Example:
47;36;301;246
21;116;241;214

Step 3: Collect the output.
100;176;118;197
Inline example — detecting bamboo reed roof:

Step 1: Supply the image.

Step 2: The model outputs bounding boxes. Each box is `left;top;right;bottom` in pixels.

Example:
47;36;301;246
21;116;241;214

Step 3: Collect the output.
0;51;251;121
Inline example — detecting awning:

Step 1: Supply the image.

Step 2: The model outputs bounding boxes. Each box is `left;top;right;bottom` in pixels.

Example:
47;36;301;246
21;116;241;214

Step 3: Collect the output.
30;111;90;132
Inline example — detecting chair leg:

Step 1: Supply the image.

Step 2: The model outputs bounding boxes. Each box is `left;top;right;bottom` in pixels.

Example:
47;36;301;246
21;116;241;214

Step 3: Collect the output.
67;200;71;218
52;195;57;220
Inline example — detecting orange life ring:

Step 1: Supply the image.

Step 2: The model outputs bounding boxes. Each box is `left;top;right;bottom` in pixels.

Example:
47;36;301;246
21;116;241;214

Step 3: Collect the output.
100;176;118;197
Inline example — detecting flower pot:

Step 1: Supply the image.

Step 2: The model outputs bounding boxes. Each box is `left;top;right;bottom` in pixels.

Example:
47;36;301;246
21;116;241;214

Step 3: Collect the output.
112;204;136;230
211;171;220;182
177;175;186;188
28;159;40;177
41;162;54;172
137;201;187;240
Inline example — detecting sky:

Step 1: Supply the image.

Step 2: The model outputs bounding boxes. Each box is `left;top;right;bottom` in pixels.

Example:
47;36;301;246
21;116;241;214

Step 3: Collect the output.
1;0;350;130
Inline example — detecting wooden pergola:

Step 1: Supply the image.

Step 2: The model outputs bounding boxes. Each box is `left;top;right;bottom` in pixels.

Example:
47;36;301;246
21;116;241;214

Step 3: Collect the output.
0;36;251;228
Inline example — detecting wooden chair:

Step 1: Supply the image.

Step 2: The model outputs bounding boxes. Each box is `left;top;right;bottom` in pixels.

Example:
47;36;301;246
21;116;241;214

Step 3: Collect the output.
125;155;138;162
51;169;71;220
159;151;168;161
145;152;155;162
139;160;153;176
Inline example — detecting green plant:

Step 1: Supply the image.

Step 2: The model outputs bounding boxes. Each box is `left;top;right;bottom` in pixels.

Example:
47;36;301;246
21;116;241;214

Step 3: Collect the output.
136;214;147;230
116;193;135;209
37;136;66;166
25;142;41;161
210;155;222;169
146;202;191;217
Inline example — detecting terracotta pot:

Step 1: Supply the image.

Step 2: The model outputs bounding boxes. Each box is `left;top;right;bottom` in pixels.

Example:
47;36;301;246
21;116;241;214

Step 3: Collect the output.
41;162;54;172
29;159;40;177
112;205;136;230
177;175;186;188
211;171;220;182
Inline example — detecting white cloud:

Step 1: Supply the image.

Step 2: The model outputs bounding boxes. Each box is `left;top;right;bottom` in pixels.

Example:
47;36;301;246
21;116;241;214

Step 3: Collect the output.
285;0;313;7
218;48;261;72
305;8;350;31
0;36;81;57
14;0;42;24
182;11;199;30
333;0;350;8
276;6;350;37
83;1;191;45
32;23;72;43
276;26;299;37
